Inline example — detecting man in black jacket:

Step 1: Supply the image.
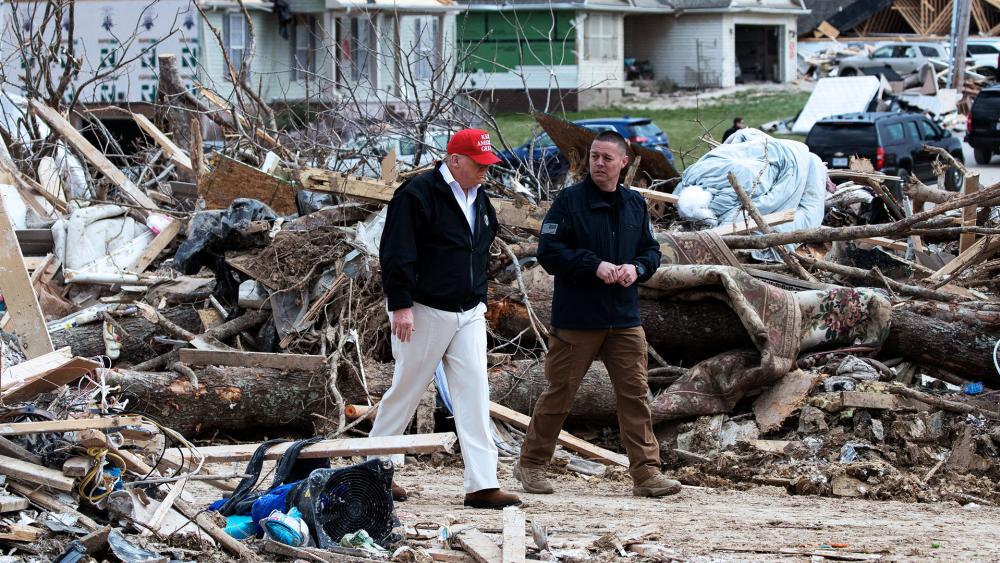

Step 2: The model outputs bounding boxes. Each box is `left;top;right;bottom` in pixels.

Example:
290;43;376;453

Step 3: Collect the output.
374;129;520;509
514;131;681;498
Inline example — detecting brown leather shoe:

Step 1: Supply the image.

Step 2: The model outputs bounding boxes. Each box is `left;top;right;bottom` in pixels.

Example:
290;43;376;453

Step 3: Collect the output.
391;482;408;502
463;488;522;509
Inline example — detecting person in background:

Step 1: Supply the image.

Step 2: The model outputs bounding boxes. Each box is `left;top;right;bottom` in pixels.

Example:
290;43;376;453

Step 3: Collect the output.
723;117;746;142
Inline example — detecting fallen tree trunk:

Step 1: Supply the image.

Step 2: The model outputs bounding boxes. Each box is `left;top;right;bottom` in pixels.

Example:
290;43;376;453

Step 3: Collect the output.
489;284;1000;386
109;359;621;436
50;306;203;363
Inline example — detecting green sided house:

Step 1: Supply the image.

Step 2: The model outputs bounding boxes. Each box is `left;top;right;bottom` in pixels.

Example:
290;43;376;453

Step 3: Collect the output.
457;0;807;111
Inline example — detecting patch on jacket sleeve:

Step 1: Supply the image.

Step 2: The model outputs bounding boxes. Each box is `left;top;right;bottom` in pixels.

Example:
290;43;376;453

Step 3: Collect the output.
541;222;558;235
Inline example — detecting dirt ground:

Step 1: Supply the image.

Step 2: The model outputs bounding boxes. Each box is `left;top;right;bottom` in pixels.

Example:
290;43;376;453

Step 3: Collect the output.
189;455;1000;562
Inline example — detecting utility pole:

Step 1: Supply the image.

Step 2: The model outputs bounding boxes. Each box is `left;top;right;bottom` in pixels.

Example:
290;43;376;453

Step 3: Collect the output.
951;0;972;93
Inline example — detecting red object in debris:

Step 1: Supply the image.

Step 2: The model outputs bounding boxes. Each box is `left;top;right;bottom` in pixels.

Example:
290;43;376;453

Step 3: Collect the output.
630;136;649;143
875;146;885;170
968;111;974;134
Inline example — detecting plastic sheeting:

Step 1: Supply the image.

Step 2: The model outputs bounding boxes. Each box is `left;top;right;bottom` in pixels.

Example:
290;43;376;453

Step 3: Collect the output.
674;129;828;260
51;204;153;273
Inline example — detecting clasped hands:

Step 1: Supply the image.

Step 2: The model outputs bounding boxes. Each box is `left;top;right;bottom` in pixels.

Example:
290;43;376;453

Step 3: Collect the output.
596;261;639;287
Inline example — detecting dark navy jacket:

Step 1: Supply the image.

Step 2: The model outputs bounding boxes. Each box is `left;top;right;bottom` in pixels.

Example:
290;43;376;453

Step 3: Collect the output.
379;164;499;312
537;176;661;329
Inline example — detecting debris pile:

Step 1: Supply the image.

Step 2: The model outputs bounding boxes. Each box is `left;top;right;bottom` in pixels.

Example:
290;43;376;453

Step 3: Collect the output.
0;53;998;561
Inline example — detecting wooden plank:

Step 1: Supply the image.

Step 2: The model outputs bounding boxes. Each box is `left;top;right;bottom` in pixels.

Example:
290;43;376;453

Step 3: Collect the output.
131;216;183;273
0;416;144;437
0;436;42;465
858;237;909;252
179;348;327;371
6;481;98;531
0;494;29;512
262;539;385;562
201;155;297;215
297;168;548;232
29;100;159;211
132;113;194;173
1;347;71;387
427;548;477;563
749;440;791;454
62;456;93;477
489;402;629;467
752;370;820;433
631;186;679;205
816;20;841;39
0;195;54;359
22;256;48;271
454;527;504;563
0;523;42;542
502;506;526;563
0;454;76;491
162;432;458;465
960;173;980;253
709;209;796;236
927;235;1000;283
1;356;103;403
174;497;260;560
146;476;188;532
840;391;898;410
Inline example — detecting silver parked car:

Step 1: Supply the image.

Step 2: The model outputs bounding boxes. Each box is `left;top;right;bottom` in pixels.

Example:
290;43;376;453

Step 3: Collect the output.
838;42;948;77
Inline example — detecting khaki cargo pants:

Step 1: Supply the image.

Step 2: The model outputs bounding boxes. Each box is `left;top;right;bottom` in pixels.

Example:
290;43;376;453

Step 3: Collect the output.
519;326;662;484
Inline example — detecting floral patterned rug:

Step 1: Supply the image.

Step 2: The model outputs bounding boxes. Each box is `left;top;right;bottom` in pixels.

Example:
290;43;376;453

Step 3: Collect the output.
645;232;891;421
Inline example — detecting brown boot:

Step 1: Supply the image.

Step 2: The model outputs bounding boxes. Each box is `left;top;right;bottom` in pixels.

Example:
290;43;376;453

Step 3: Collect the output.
391;482;408;502
513;462;555;494
632;474;681;498
463;488;522;509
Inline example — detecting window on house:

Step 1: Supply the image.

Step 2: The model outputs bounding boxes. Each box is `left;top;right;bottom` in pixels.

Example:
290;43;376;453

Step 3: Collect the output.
291;16;316;81
585;13;616;61
413;17;440;82
348;16;375;83
223;13;248;73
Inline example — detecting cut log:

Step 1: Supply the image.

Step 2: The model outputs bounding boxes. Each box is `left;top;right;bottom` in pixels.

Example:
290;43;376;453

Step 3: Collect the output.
882;309;1000;386
50;305;203;363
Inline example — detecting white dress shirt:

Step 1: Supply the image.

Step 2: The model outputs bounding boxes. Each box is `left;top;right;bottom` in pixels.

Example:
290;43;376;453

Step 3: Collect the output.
440;162;478;234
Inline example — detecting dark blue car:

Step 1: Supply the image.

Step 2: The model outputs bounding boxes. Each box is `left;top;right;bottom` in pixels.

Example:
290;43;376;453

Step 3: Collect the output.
499;117;673;184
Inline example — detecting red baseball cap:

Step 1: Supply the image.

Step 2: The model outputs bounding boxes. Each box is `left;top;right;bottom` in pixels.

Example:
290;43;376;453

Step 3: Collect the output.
447;128;502;165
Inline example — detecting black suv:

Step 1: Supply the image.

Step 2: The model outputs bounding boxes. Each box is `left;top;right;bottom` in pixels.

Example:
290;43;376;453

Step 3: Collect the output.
966;84;1000;164
806;112;965;194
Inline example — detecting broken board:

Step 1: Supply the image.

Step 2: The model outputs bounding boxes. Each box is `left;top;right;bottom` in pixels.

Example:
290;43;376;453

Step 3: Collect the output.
1;350;102;403
454;527;504;563
489;402;629;467
200;154;297;215
752;370;821;433
0;196;54;359
178;349;327;371
162;432;458;466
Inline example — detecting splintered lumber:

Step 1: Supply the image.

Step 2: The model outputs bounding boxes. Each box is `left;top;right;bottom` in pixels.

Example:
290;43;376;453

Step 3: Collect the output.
502;507;526;563
62;456;93;477
29;100;159;211
926;235;1000;283
631;187;679;205
0;494;28;512
489;402;628;467
178;349;327;371
0;196;54;359
858;237;909;252
131;216;184;273
297;168;548;232
752;370;821;432
454;527;505;563
0;523;42;542
427;548;477;562
162;433;458;466
0;436;42;465
262;539;384;562
1;351;101;402
200;154;297;215
0;416;143;436
840;391;898;410
960;174;980;252
0;454;75;491
709;209;796;236
132;113;194;173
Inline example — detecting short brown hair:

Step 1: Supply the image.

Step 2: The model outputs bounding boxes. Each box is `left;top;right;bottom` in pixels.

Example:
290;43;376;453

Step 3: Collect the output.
592;130;628;155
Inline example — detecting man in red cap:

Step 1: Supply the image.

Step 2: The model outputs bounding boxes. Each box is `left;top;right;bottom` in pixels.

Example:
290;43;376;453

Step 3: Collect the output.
373;129;521;509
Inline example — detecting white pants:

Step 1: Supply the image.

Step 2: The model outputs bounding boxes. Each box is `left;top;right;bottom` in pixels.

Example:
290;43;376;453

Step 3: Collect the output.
369;301;499;493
